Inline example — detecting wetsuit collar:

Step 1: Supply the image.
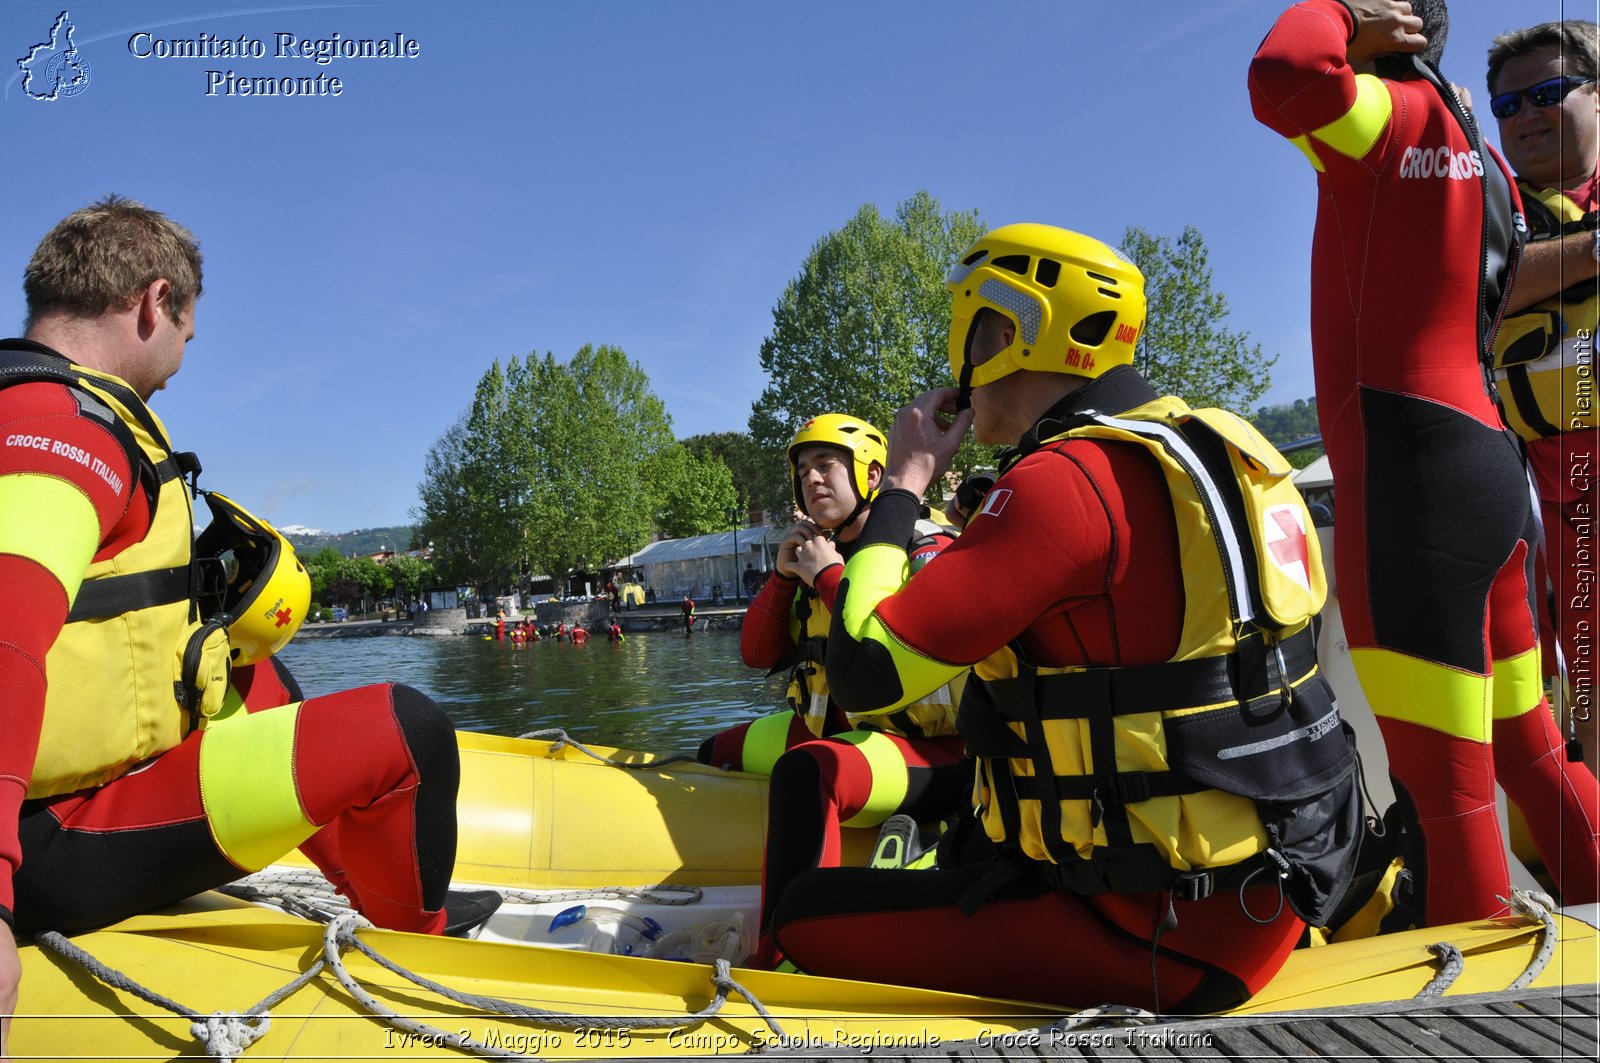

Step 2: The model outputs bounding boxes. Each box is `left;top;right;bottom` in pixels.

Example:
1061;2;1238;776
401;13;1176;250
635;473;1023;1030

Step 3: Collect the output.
997;365;1161;474
0;337;72;363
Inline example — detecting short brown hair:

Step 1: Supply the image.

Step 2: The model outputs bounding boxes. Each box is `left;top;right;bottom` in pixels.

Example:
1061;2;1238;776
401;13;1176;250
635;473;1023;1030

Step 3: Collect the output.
1488;20;1600;94
24;195;203;329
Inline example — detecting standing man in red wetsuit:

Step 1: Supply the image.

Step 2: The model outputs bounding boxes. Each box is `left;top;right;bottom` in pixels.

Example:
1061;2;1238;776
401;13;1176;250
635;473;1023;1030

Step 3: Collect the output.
1487;20;1600;779
0;198;494;1053
767;225;1361;1011
1250;0;1600;923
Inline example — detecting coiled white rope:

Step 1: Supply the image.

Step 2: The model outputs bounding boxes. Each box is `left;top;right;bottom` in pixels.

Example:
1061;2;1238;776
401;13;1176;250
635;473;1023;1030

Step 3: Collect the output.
1502;888;1559;990
1047;1003;1157;1032
1418;943;1464;996
32;928;326;1061
220;867;704;911
1417;887;1559;997
318;911;787;1059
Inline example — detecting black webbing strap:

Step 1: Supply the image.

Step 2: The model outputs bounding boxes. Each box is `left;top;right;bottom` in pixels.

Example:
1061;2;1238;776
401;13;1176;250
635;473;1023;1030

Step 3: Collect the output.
982;626;1318;723
66;565;192;622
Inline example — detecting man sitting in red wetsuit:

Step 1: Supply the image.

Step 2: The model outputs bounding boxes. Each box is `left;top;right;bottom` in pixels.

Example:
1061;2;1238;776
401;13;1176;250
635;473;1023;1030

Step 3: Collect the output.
767;224;1360;1012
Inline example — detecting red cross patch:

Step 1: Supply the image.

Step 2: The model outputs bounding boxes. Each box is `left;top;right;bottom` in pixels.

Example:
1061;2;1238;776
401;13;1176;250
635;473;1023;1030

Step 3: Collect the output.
1263;504;1311;592
274;607;294;628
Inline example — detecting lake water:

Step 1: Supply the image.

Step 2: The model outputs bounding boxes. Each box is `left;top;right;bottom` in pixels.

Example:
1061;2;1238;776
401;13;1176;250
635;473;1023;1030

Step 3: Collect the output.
276;630;788;754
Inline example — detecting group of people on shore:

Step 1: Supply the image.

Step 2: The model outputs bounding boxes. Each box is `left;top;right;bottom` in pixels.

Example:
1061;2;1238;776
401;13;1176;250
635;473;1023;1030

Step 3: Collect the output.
3;0;1600;1045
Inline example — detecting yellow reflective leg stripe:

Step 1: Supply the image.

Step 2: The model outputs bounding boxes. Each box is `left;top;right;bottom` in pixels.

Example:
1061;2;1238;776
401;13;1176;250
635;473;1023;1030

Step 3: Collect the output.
198;701;317;870
0;473;99;604
1491;645;1545;721
837;730;910;828
1309;73;1391;161
1350;647;1490;741
838;541;965;713
740;710;798;776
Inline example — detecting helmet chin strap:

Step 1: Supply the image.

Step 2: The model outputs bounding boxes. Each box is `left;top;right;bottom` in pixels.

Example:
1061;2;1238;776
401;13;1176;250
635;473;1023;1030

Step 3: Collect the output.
820;492;872;542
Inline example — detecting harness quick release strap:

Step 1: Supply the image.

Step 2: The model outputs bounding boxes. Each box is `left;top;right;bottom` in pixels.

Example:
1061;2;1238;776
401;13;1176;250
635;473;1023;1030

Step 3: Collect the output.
1078;409;1255;625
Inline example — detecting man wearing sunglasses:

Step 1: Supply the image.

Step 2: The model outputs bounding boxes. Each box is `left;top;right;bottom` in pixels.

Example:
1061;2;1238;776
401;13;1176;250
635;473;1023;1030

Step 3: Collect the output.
1487;21;1600;781
1251;0;1600;928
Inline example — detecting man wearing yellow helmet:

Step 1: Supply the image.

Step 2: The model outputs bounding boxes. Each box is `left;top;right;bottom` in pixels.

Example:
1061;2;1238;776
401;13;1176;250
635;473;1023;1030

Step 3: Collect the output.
696;413;968;965
764;224;1360;1011
0;199;489;1048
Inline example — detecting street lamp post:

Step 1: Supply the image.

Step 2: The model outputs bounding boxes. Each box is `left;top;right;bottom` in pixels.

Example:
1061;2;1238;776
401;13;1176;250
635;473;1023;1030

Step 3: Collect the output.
727;505;742;604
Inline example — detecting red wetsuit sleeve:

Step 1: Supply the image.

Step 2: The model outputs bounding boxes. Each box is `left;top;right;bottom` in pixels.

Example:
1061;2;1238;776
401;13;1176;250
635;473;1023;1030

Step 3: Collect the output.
740;573;801;669
0;381;139;916
862;446;1181;673
1248;0;1368;141
812;564;843;612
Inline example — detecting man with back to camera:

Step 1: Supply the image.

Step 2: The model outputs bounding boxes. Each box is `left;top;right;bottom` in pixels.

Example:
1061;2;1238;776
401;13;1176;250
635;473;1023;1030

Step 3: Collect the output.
1487;19;1600;780
0;197;495;1052
1250;0;1600;924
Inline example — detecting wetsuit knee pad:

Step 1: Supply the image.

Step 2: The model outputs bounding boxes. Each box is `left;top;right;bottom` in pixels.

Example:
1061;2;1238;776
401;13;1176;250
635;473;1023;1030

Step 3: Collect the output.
388;684;458;789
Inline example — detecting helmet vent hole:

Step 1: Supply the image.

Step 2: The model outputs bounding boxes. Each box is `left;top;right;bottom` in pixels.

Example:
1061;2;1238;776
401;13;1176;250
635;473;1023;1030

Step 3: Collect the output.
1086;271;1118;285
992;255;1030;276
1035;259;1060;288
1070;311;1118;346
962;249;988;266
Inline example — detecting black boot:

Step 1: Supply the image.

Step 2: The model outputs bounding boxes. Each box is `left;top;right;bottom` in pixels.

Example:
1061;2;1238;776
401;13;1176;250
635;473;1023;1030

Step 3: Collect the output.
442;889;503;937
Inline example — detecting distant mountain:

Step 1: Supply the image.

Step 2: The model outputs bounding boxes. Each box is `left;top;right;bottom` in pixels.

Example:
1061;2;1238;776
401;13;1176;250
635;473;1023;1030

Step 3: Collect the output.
282;525;415;558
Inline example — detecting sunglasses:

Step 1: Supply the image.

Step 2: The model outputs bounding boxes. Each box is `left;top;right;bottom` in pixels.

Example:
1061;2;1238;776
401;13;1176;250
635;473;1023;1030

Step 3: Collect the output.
1490;75;1594;119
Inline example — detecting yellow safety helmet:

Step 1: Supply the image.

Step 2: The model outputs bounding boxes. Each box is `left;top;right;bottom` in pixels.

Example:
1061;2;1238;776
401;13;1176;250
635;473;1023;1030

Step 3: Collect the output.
787;413;888;520
945;223;1147;395
194;491;311;665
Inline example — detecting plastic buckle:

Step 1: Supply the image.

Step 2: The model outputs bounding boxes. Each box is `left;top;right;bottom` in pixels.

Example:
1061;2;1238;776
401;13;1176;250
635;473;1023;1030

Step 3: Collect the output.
1107;772;1152;805
1173;871;1214;902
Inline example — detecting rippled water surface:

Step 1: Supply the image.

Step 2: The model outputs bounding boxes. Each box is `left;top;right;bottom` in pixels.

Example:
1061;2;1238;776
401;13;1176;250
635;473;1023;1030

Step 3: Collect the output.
276;630;787;753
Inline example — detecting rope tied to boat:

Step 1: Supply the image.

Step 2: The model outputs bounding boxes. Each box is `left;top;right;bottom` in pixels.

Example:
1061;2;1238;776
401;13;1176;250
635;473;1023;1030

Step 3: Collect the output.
1418;943;1464;996
519;728;693;770
1501;888;1558;990
220;867;705;911
32;927;327;1061
1416;887;1559;997
319;912;788;1059
1048;1003;1157;1032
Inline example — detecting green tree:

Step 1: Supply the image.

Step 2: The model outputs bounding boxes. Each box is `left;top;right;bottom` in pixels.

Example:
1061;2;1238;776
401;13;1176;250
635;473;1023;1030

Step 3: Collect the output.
682;431;764;518
1120;226;1277;411
1251;396;1323;469
657;446;740;538
748;191;987;513
415;346;677;595
384;554;436;601
304;546;344;606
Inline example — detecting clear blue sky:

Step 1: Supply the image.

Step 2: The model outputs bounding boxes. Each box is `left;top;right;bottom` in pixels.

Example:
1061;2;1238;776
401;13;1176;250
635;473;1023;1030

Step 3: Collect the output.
0;0;1572;533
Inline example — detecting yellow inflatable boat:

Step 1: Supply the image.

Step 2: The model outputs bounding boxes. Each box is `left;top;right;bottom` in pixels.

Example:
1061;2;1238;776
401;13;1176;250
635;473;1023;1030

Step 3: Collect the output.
10;731;1598;1060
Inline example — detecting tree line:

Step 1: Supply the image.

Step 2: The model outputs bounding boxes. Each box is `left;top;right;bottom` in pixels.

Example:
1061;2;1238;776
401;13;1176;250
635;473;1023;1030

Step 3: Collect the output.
411;191;1301;600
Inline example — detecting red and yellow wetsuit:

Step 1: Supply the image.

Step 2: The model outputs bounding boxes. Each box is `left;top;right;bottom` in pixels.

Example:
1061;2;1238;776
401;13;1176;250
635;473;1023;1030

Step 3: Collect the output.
1249;0;1599;921
0;339;459;935
768;368;1357;1012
